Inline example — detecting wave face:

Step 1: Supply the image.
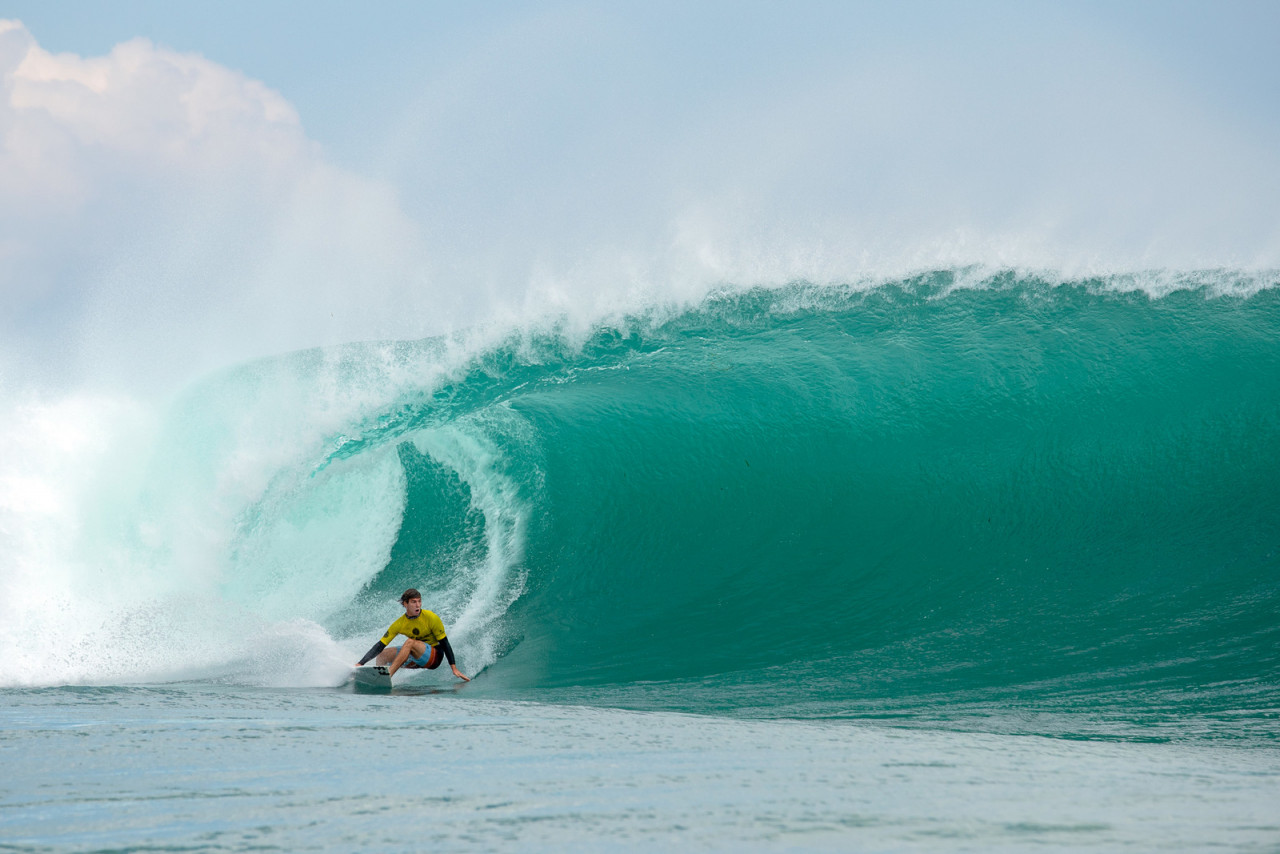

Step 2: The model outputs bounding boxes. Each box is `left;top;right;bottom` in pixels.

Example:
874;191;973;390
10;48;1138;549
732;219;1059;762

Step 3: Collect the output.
333;272;1280;725
4;271;1279;731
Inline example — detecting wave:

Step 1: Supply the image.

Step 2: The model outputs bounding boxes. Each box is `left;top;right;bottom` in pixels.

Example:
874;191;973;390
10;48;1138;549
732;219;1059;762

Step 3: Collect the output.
2;270;1278;729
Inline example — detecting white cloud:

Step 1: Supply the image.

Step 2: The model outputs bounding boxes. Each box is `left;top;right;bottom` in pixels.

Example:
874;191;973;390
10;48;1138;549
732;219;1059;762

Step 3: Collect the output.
0;20;445;392
0;20;309;220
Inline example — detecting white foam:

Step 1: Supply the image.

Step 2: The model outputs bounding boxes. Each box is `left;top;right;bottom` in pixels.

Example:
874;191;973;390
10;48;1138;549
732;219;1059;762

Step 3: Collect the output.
0;357;400;686
0;331;544;688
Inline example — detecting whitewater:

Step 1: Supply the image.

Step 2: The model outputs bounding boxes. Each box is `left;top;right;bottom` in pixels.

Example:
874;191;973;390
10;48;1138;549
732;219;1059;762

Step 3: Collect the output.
2;270;1279;850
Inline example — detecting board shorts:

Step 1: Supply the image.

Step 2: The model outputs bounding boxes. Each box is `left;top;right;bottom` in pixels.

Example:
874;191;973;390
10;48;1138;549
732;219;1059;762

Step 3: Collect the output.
403;645;444;670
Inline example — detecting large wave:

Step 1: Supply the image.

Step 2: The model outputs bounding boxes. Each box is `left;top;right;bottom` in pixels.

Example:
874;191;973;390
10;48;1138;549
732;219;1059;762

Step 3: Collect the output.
2;271;1277;728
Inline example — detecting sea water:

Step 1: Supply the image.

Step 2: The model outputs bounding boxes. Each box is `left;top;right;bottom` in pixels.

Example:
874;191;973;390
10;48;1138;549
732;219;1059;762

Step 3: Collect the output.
3;685;1278;852
2;272;1279;850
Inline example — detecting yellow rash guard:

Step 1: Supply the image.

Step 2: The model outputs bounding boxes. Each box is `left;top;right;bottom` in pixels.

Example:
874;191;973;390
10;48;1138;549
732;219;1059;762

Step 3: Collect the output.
380;610;448;647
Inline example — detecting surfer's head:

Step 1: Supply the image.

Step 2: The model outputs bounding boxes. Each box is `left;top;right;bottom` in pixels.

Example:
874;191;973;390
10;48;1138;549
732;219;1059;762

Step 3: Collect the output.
400;588;423;617
400;588;421;604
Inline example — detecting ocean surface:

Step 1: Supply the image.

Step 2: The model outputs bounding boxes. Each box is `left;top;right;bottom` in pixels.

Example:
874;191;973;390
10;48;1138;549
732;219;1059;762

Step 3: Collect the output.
2;271;1279;850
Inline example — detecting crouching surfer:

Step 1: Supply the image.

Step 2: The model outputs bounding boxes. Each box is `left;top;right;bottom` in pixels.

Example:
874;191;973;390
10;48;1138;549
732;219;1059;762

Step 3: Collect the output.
355;588;470;681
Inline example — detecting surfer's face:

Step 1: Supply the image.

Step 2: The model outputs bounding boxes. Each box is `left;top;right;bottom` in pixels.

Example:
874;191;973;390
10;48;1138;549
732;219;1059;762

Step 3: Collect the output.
403;597;422;617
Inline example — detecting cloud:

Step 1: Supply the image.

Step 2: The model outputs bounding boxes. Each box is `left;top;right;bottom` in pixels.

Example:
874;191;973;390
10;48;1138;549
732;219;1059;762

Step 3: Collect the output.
1;19;303;198
0;20;443;392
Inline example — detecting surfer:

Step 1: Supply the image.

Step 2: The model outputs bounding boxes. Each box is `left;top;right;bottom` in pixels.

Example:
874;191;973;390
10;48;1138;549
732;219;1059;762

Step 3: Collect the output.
355;588;470;681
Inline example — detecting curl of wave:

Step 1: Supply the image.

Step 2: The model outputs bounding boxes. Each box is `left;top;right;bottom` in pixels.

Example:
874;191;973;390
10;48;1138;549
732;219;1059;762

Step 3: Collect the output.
3;271;1278;731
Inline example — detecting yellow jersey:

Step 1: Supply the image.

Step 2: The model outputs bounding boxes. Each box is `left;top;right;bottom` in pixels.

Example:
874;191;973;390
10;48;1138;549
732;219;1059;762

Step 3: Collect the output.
380;610;447;647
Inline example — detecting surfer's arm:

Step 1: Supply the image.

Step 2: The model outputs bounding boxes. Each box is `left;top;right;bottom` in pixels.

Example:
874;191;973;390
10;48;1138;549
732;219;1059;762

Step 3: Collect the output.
356;641;386;666
436;636;457;665
435;636;470;681
357;621;403;665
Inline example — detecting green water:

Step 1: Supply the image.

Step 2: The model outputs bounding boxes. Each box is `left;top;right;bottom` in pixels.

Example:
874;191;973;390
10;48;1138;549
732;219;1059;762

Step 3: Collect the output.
309;277;1280;727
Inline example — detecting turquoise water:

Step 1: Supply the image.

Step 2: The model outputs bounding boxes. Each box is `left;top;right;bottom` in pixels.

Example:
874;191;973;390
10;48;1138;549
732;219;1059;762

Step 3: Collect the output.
2;271;1279;849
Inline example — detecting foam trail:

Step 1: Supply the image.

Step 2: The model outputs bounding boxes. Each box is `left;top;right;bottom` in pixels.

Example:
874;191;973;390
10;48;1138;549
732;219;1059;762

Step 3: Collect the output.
0;391;165;678
0;356;405;686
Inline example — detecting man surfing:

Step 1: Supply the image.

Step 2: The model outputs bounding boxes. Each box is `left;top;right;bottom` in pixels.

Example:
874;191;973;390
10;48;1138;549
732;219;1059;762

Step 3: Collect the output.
355;588;470;681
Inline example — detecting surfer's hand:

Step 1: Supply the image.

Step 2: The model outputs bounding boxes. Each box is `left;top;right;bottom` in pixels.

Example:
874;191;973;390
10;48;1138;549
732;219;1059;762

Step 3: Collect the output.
452;665;471;682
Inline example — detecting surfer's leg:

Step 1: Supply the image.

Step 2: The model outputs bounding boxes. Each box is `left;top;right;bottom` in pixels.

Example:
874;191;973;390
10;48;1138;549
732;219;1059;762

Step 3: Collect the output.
388;640;427;675
406;642;438;669
374;645;399;665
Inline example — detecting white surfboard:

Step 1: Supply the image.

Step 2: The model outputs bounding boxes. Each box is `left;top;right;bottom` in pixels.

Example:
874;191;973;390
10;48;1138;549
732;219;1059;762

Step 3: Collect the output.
352;665;392;690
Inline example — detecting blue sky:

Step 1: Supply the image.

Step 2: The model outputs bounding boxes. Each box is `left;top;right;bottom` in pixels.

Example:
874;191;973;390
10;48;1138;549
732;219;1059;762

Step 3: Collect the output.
2;1;1279;389
11;2;1280;165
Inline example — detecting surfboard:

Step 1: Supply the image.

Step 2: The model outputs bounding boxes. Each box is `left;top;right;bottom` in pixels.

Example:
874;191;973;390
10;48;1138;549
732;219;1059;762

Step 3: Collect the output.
352;665;392;690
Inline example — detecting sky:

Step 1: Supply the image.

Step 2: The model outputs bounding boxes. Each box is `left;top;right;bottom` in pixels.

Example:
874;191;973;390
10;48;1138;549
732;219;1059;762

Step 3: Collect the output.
2;1;1279;392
